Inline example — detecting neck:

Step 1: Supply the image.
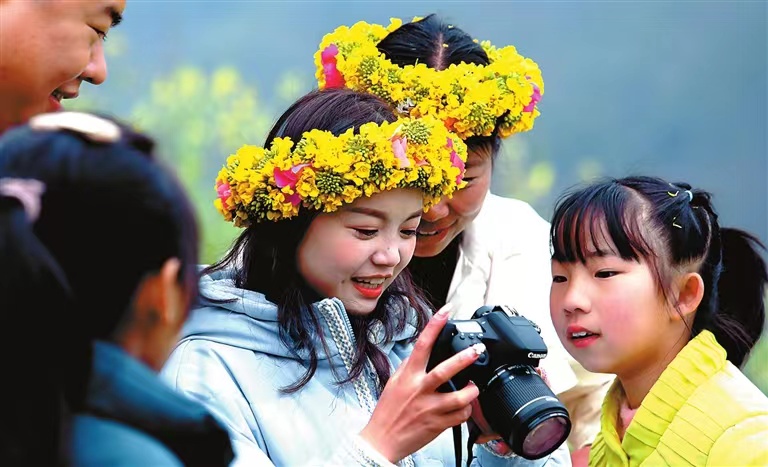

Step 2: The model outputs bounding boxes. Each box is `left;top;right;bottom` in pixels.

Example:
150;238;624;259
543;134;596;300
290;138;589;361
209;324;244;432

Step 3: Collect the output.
114;330;161;372
0;115;14;135
408;235;462;308
0;93;22;135
618;331;690;409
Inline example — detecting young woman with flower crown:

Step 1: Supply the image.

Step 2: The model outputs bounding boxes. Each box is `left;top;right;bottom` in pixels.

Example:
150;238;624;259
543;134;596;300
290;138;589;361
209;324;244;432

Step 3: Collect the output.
160;89;570;466
314;15;612;461
549;176;768;465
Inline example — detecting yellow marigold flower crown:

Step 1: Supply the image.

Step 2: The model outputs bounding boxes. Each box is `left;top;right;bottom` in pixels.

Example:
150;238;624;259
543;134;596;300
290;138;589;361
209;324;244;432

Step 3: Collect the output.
215;116;468;226
314;18;544;140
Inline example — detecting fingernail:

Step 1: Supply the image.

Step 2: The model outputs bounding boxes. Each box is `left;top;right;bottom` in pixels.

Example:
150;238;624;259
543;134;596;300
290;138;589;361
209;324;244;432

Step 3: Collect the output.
470;343;486;356
435;304;453;318
464;343;486;359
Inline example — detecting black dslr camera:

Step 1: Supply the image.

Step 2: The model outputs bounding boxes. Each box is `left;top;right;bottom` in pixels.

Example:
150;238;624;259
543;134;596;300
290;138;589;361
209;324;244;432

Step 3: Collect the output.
427;305;571;460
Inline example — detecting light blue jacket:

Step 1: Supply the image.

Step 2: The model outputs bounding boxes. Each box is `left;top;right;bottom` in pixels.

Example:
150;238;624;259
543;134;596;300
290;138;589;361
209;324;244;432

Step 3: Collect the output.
161;270;570;466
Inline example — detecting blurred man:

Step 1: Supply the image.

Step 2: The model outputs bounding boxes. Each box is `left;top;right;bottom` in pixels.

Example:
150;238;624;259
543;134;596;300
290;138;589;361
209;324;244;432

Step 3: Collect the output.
0;0;126;133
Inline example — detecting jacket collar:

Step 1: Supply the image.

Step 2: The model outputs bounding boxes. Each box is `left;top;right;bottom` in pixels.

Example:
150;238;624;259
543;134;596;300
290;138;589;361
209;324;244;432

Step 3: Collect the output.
84;341;233;466
598;330;727;464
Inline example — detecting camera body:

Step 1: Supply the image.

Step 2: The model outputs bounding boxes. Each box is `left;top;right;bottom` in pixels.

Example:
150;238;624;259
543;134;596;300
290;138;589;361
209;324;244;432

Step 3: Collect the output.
428;305;548;390
427;305;571;460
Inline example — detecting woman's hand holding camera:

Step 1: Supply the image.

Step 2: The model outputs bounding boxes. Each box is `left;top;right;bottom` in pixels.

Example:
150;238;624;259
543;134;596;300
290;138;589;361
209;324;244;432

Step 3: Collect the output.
359;305;484;463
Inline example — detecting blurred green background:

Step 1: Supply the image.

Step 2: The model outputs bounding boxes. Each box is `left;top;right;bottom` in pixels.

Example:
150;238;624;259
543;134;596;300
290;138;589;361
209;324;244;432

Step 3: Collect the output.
67;2;767;392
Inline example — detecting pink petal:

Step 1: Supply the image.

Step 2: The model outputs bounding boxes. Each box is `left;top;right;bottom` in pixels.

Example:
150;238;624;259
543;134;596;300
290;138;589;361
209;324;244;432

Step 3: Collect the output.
321;45;345;88
274;167;297;188
216;181;231;204
450;150;466;185
285;192;301;207
274;163;309;188
391;136;410;168
321;44;339;63
323;64;345;88
523;83;541;112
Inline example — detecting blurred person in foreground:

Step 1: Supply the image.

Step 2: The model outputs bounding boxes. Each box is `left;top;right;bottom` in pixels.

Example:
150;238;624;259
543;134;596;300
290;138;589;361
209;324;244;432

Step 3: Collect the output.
0;111;233;465
0;0;126;134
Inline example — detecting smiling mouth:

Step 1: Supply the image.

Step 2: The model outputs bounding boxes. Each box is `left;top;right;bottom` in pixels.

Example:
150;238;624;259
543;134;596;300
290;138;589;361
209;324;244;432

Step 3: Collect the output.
416;230;441;237
351;277;386;288
571;331;598;339
417;223;453;237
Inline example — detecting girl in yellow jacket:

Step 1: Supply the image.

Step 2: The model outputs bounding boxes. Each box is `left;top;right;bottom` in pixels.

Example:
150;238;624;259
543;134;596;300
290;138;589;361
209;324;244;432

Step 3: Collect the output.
548;175;768;466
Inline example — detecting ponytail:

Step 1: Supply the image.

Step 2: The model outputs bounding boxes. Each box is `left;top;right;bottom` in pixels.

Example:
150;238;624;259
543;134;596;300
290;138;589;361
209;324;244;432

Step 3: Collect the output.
0;195;72;465
665;185;767;367
708;228;767;367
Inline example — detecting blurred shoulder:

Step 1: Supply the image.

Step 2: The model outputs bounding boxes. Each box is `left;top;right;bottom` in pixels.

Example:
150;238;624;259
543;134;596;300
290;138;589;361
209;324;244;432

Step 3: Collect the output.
69;415;182;466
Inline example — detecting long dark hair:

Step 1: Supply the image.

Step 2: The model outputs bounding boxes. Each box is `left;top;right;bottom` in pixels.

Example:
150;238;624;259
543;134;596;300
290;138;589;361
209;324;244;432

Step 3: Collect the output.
376;13;502;158
550;175;767;367
206;89;431;392
0;116;199;465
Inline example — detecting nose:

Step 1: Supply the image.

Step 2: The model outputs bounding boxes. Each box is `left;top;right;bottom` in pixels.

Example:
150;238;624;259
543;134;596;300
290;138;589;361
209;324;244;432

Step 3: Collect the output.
81;41;108;85
422;198;449;223
371;243;401;268
560;281;591;315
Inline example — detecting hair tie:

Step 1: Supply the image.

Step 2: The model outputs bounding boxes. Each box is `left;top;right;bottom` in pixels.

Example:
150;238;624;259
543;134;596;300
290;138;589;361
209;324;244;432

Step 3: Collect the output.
685;190;693;202
29;111;121;143
0;178;46;222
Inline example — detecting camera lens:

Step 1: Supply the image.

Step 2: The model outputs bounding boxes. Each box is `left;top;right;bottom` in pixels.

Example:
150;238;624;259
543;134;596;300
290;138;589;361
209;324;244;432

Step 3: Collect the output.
478;366;571;460
521;410;569;458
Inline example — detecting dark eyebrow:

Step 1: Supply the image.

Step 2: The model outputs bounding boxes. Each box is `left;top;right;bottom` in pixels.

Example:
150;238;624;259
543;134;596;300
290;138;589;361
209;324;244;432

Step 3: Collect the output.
107;6;123;27
345;206;422;222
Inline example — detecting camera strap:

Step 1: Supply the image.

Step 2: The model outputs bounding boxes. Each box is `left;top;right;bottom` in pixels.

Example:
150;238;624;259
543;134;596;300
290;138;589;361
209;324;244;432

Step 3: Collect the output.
452;425;462;467
453;421;481;467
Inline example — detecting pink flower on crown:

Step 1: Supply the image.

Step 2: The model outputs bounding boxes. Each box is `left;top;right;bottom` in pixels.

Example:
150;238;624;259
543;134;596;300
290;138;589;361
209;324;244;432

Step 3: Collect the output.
391;135;410;168
447;137;466;185
321;44;346;88
523;81;541;112
274;163;310;206
216;181;232;206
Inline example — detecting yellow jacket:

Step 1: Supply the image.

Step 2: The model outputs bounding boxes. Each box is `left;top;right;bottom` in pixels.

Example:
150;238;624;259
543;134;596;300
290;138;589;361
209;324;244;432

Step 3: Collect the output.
590;330;768;466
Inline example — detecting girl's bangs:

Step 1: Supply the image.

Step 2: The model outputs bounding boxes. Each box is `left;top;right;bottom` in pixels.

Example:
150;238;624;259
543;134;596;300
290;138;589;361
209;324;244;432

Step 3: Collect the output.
551;183;652;264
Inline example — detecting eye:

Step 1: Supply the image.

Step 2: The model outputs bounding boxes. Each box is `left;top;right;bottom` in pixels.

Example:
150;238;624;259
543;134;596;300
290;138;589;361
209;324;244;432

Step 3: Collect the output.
353;228;377;238
552;275;567;284
91;27;108;41
595;270;618;279
462;177;476;184
401;229;417;238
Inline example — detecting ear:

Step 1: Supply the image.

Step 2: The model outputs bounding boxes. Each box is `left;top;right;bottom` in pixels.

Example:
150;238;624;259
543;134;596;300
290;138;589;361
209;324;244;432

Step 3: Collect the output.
672;272;705;322
155;258;183;326
132;258;182;328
